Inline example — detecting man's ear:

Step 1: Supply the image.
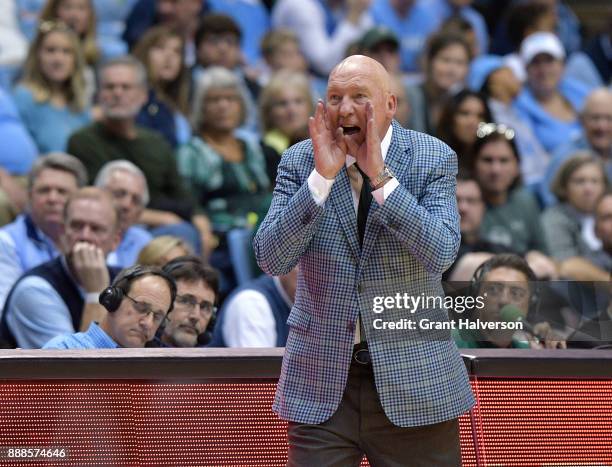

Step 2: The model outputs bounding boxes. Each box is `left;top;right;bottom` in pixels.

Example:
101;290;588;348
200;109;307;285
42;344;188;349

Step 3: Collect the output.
387;93;397;118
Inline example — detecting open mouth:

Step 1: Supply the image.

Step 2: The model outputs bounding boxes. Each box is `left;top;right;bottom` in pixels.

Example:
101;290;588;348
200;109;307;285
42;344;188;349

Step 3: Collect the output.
342;126;361;135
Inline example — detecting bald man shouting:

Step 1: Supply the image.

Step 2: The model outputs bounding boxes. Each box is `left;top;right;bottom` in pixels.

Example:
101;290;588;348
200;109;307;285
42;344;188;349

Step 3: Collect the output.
255;55;473;465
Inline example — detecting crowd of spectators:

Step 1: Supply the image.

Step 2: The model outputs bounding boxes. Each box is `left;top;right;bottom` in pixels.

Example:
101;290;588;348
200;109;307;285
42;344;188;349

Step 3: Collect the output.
0;0;610;350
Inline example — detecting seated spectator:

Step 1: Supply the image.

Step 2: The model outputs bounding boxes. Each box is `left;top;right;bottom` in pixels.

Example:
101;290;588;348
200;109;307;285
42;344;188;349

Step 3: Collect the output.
490;0;557;69
369;0;440;73
468;54;550;189
258;29;308;84
40;0;101;98
133;25;191;148
357;27;411;127
543;154;609;262
14;20;91;153
436;89;492;170
137;235;193;267
453;253;566;349
178;67;270;234
205;0;270;68
193;14;260;134
558;191;612;283
358;26;402;77
431;0;489;56
565;27;611;89
513;32;590;155
444;172;512;281
210;267;297;347
491;0;580;58
147;255;219;347
439;15;479;59
540;88;612;206
405;32;471;135
272;0;372;76
94;160;153;268
474;123;552;259
258;70;313;183
0;187;121;348
66;56;200;249
123;0;204;64
0;153;87;309
44;265;176;349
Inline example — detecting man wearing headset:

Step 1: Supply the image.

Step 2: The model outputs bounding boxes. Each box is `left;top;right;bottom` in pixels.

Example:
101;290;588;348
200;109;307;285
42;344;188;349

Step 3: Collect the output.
454;253;566;349
147;255;219;348
43;265;176;349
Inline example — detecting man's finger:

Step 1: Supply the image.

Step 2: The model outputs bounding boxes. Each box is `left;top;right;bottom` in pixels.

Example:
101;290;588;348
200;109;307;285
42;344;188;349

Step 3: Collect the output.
335;127;348;154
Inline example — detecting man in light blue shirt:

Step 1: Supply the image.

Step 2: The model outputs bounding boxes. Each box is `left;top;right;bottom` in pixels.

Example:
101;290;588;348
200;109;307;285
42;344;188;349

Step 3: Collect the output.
94;160;153;268
0;153;88;310
539;88;612;206
1;188;122;348
44;264;176;349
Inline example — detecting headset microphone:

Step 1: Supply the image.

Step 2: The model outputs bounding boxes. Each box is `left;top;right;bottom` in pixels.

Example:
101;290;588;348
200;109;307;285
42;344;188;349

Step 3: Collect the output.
500;304;536;335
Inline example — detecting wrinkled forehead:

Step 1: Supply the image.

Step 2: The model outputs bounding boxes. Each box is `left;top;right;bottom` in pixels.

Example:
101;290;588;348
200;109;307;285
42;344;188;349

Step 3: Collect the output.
328;58;390;93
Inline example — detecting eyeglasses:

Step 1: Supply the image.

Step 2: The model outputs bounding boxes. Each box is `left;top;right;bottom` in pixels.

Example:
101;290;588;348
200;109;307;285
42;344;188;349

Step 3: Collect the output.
477;122;515;141
125;294;167;325
175;294;217;317
481;282;529;302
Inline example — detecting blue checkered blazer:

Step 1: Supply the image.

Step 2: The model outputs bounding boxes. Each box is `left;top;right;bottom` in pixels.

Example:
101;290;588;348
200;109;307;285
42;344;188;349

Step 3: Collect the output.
254;121;475;427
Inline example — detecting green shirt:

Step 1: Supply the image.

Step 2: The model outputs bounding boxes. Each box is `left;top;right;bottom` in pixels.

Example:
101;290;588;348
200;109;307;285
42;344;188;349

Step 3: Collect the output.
177;136;270;230
480;187;549;255
452;327;531;349
67;122;192;218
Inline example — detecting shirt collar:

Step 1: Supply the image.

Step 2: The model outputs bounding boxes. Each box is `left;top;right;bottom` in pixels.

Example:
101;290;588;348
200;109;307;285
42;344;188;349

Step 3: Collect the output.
345;124;393;168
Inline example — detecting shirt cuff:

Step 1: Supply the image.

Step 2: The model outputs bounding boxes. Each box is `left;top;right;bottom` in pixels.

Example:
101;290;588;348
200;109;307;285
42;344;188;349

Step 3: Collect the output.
372;177;399;205
308;169;335;206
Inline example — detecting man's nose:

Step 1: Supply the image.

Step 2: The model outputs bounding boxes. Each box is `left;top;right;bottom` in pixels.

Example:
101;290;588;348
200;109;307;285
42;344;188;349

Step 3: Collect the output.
77;225;96;243
140;313;157;331
338;96;353;116
498;287;513;305
47;189;62;203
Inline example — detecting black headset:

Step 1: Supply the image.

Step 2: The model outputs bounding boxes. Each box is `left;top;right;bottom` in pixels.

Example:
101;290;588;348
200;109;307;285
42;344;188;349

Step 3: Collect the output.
470;256;540;317
99;265;177;313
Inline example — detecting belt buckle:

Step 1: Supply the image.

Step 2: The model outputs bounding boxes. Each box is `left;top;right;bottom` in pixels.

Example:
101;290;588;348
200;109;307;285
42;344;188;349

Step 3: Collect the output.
353;347;371;365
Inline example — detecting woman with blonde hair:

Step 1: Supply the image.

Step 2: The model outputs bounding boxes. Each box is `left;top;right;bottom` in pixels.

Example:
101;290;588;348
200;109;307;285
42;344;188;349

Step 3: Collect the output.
133;25;191;147
13;21;91;153
258;70;313;183
137;235;194;267
39;0;99;66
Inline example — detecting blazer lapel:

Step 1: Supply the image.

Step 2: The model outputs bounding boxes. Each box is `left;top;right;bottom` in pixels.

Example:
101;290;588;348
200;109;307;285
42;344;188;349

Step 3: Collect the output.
330;167;361;262
360;122;412;267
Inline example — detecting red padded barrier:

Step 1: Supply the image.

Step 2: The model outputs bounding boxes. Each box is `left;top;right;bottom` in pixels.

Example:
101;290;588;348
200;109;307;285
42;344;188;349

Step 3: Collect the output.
0;379;610;466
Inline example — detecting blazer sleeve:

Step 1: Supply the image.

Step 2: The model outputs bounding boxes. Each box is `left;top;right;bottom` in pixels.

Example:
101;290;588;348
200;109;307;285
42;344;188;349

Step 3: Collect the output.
253;144;326;275
374;149;461;275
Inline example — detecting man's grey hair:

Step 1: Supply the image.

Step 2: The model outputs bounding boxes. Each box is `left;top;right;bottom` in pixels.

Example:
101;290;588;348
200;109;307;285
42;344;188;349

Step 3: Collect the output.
191;66;248;130
28;152;88;191
98;55;148;88
94;160;150;206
